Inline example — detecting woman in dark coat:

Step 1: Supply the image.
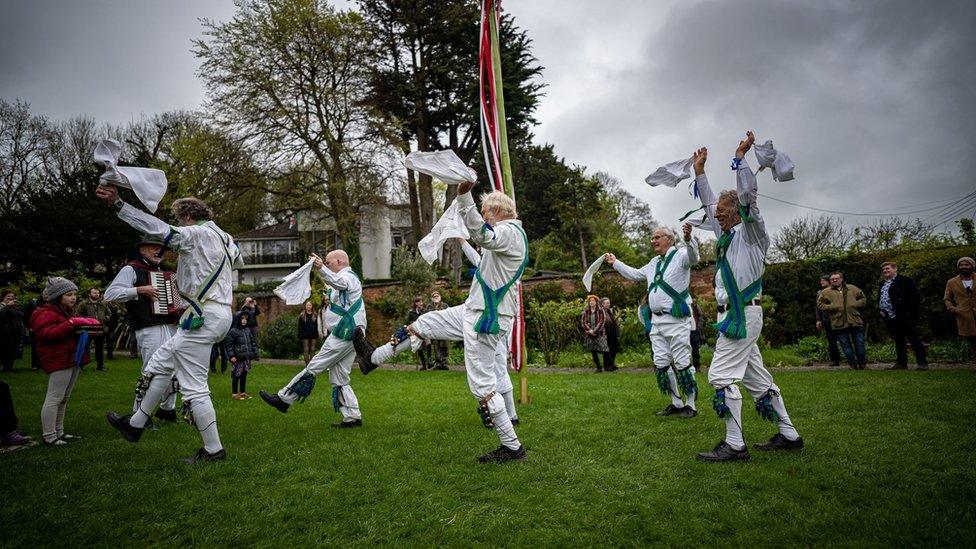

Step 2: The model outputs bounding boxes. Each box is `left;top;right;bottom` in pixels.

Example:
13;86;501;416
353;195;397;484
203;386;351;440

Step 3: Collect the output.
580;295;611;372
0;290;25;372
298;300;319;365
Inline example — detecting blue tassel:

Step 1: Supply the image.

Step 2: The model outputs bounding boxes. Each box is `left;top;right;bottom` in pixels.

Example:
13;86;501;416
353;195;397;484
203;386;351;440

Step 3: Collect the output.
331;386;342;413
655;368;671;396
286;372;317;403
755;391;780;423
712;389;730;419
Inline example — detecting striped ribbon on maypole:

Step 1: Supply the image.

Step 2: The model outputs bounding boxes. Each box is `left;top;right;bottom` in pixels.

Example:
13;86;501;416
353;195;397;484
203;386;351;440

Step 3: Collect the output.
479;0;526;372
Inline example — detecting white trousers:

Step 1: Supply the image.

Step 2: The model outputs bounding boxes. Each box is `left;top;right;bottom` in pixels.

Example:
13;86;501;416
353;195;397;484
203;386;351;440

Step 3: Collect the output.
649;314;696;408
41;366;80;442
278;333;361;421
406;305;520;449
707;307;779;398
133;324;178;412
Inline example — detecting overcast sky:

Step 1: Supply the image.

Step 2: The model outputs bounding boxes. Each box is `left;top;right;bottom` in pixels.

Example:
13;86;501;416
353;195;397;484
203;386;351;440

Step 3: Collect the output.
2;0;974;235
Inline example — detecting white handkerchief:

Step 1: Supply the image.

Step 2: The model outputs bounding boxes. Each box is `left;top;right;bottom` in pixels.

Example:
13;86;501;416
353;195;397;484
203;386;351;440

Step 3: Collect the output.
94;139;168;213
752;139;795;181
404;150;477;185
418;201;471;264
273;259;316;305
644;157;694;187
582;255;607;292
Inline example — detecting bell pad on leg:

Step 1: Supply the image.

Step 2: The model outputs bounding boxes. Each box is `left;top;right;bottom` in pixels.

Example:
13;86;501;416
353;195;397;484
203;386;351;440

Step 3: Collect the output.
655;368;671;395
712;387;731;419
478;392;497;429
389;326;410;347
676;367;698;397
754;390;781;423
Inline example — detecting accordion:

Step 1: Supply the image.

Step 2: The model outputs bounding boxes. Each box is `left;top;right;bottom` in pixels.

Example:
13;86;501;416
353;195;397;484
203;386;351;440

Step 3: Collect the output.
150;271;188;316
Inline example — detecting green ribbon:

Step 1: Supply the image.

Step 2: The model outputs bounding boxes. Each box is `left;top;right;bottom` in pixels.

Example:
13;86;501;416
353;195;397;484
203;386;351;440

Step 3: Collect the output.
647;248;691;318
330;298;363;341
474;224;529;335
712;229;762;340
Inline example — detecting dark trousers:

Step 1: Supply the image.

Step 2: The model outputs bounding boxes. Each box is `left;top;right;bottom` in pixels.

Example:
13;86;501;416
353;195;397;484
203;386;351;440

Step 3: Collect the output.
92;335;105;368
417;346;431;370
232;370;248;393
883;316;927;366
0;381;17;433
824;326;841;364
432;340;449;369
210;343;228;373
591;351;612;371
1;354;13;372
690;330;703;369
836;326;867;367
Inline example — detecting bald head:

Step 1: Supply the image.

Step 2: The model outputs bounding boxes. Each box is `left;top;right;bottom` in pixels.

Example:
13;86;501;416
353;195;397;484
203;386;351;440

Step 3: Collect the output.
324;249;350;273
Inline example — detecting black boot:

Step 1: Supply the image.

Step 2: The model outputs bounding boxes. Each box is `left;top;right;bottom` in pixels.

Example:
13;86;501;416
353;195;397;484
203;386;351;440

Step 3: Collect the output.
753;433;804;451
182;447;227;465
259;390;289;414
696;440;750;462
154;408;178;422
352;327;379;375
331;419;363;428
106;412;144;443
655;404;682;417
478;445;526;463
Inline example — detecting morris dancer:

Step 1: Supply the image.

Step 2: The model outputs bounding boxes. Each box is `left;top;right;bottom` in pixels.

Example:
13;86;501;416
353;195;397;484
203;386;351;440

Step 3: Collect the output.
691;132;804;462
104;236;180;425
260;250;365;428
354;185;527;463
605;223;699;418
99;186;242;465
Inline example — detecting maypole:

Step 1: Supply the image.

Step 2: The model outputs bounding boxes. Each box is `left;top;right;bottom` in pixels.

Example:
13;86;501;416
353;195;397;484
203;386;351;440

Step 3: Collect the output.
479;0;529;401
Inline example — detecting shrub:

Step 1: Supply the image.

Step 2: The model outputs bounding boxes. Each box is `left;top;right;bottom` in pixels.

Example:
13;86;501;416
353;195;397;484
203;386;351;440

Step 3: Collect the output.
526;299;583;365
261;313;301;359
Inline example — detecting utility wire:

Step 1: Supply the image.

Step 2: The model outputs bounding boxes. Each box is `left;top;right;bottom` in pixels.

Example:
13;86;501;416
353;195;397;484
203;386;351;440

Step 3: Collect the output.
756;191;976;217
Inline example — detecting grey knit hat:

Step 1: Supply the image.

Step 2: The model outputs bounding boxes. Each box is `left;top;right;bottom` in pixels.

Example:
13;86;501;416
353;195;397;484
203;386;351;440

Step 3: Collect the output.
42;277;78;303
959;257;975;268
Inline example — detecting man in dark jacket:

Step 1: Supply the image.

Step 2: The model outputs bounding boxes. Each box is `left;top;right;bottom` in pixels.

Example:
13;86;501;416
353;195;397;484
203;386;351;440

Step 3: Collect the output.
879;262;928;370
0;290;25;371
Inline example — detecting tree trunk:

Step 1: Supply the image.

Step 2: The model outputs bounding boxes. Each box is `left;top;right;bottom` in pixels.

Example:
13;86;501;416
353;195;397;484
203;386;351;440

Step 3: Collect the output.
578;226;588;272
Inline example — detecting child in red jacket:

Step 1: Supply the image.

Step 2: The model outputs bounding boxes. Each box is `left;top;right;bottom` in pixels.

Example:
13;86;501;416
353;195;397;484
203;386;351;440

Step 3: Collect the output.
29;277;101;445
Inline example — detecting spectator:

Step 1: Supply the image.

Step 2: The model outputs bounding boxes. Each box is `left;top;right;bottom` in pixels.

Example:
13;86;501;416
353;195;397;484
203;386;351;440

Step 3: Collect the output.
240;296;261;346
581;295;611;373
944;256;976;364
815;275;842;367
601;297;619;372
226;313;258;400
405;297;431;370
30;277;100;445
0;380;31;447
0;290;26;371
818;272;867;370
23;296;43;370
428;291;450;370
879;262;928;370
298;300;319;365
317;290;331;340
78;287;113;371
209;322;231;374
690;299;706;370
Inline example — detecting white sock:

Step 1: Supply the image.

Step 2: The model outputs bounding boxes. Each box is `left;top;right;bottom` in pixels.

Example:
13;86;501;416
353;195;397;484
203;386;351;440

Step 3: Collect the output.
771;392;800;440
130;375;171;428
160;376;178;411
666;370;683;408
502;390;518;421
338;385;362;421
684;391;697;411
191;398;223;454
371;340;410;365
724;394;745;450
489;393;520;450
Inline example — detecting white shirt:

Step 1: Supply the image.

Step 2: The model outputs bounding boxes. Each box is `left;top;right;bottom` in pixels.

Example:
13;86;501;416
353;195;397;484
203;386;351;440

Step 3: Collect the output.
117;203;243;306
104;265;140;303
318;266;366;331
694;158;769;305
457;192;527;318
461;241;481;266
612;243;699;313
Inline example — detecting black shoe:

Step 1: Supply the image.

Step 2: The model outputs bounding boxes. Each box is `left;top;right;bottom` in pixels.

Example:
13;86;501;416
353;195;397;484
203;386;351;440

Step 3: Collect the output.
352;327;379;375
96;366;106;371
754;433;805;451
478;445;526;463
182;447;227;465
595;368;603;373
106;412;144;443
655;404;682;417
511;418;520;426
154;408;178;423
677;406;698;418
331;419;363;428
433;365;449;371
696;441;750;462
885;364;908;370
259;390;289;414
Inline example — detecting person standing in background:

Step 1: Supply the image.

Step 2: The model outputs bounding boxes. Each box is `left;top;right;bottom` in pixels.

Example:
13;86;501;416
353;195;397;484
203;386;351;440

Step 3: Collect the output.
298;300;319;365
944;256;976;364
406;297;430;370
0;290;25;372
601;297;619;372
240;296;260;347
428;291;450;370
78;287;113;371
878;262;928;370
816;275;841;367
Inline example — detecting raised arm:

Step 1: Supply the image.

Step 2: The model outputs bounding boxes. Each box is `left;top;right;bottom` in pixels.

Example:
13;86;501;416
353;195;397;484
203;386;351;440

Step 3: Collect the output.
460;240;481;267
733;132;770;251
682;222;700;265
455;191;521;253
692;148;722;238
606;253;648;282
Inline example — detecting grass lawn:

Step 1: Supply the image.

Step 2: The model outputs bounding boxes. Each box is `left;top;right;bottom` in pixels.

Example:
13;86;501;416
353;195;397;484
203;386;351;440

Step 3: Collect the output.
1;357;974;546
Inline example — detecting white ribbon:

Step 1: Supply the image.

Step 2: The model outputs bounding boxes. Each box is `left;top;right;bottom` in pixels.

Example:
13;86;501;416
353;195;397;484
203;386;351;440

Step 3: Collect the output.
644;156;694;188
418;201;470;264
582;255;607;292
404;150;477;185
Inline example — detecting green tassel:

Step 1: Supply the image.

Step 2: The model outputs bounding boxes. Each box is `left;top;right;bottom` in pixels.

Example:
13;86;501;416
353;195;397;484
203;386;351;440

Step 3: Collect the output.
655;368;671;396
755;392;780;423
712;389;730;419
286;372;317;403
676;367;698;397
331;386;342;413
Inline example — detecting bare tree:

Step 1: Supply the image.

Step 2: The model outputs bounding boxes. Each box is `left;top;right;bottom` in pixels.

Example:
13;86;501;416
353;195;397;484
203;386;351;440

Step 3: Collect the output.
772;214;852;261
852;217;936;252
0;99;53;215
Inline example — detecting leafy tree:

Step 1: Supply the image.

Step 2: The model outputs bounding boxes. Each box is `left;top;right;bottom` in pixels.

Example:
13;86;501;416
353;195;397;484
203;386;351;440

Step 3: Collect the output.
956;218;976;246
772;214;852;261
